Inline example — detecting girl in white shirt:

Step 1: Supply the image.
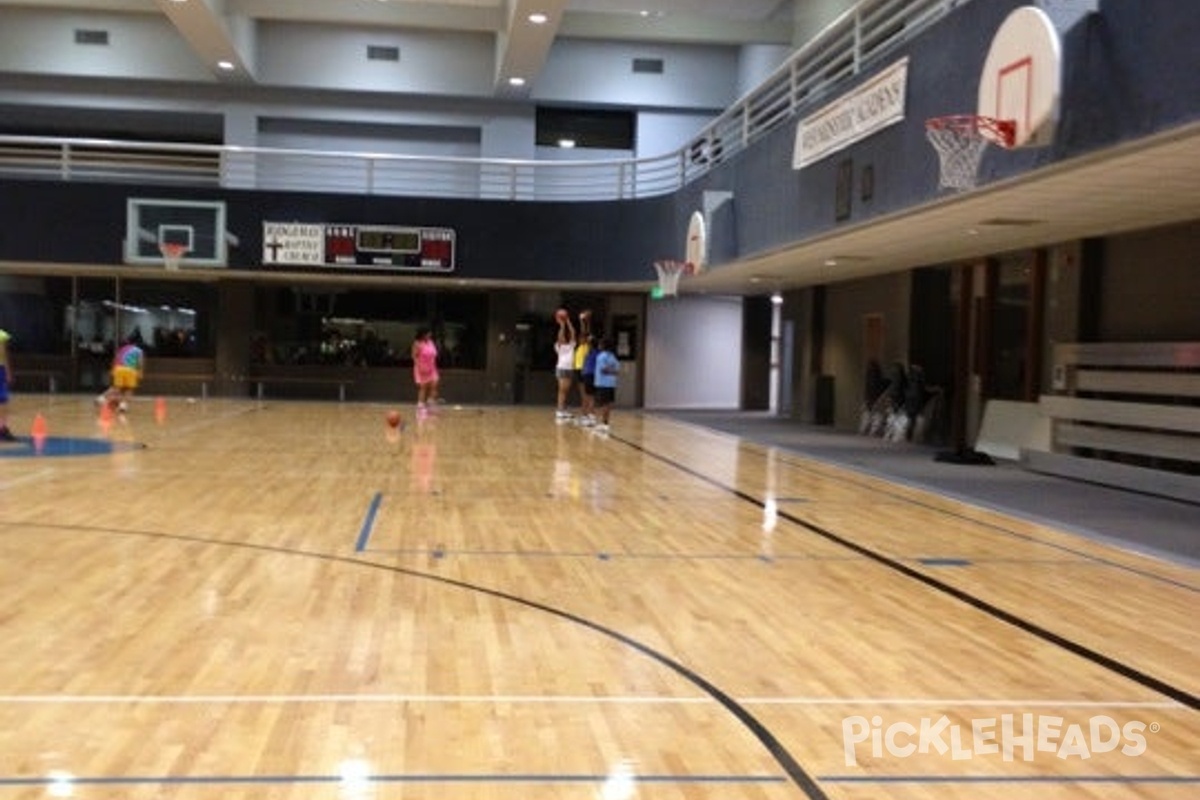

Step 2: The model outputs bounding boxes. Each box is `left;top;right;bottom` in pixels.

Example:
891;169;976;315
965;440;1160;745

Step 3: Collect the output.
553;311;576;422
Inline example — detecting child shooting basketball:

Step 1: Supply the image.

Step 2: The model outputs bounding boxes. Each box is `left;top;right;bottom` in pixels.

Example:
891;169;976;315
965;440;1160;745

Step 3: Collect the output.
553;309;575;423
573;310;595;426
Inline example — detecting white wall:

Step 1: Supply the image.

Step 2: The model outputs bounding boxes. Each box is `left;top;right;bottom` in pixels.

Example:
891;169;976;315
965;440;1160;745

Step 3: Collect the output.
257;22;495;97
736;44;793;99
644;295;743;409
0;9;213;82
536;40;739;109
636;110;718;159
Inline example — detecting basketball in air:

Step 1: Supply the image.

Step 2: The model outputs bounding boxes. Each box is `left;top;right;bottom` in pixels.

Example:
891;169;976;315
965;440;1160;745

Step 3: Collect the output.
554;308;569;324
385;410;403;429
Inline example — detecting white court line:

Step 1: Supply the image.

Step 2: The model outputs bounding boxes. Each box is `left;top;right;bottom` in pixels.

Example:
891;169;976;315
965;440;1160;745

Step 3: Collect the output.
738;698;1187;709
0;694;1183;709
0;467;56;490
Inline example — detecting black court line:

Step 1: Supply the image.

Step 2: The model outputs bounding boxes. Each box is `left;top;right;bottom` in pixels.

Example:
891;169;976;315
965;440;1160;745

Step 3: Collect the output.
617;434;1200;712
5;520;829;800
662;417;1200;593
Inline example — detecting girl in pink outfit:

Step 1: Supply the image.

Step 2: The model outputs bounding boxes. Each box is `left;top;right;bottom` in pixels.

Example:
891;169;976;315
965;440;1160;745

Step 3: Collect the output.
411;328;439;409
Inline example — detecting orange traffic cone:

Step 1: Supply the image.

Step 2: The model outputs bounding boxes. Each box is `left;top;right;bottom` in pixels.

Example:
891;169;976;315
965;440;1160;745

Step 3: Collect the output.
31;412;48;454
98;399;113;433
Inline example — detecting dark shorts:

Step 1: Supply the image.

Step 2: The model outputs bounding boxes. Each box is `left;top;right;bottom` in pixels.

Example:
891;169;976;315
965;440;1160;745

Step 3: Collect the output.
594;386;615;405
0;366;8;403
581;374;595;395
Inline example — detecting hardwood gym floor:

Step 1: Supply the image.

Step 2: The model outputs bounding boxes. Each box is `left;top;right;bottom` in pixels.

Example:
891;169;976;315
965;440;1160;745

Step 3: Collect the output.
0;397;1196;800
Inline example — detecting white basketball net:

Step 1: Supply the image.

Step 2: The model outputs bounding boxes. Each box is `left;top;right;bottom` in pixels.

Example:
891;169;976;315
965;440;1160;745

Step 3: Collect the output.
654;260;692;297
160;242;188;271
925;115;1014;191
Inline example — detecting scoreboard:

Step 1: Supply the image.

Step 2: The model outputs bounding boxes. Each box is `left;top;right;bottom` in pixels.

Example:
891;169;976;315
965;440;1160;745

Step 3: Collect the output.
263;222;456;272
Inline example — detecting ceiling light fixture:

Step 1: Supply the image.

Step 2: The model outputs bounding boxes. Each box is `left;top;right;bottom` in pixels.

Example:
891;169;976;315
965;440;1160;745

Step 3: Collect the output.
217;60;235;71
557;138;576;149
508;76;526;87
528;12;548;24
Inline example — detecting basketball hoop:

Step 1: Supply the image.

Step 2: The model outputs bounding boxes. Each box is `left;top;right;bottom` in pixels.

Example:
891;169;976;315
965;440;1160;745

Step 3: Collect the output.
653;260;693;298
925;115;1016;191
160;242;188;271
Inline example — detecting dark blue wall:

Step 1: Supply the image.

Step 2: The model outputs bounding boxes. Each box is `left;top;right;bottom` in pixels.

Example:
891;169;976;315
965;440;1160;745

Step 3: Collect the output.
688;0;1200;268
0;179;677;283
0;0;1196;282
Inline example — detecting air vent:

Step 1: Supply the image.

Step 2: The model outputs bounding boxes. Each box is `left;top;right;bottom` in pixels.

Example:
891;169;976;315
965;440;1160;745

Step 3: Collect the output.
74;29;110;46
367;45;400;62
632;58;664;75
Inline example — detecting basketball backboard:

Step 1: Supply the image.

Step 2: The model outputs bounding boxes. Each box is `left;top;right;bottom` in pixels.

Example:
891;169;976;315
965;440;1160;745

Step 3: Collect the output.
978;6;1062;148
124;198;228;267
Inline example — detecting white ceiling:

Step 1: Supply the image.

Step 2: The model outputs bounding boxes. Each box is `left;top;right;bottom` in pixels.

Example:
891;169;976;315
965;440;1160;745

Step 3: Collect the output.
0;0;796;90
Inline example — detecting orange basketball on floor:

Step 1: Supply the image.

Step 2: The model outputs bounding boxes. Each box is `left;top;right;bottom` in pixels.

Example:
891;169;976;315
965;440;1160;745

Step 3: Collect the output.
555;308;569;324
386;410;402;428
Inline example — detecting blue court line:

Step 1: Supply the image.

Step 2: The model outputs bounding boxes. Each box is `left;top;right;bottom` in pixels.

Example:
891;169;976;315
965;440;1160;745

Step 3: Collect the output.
354;492;383;552
0;773;786;787
0;435;143;459
363;546;1094;569
365;546;864;563
820;774;1200;784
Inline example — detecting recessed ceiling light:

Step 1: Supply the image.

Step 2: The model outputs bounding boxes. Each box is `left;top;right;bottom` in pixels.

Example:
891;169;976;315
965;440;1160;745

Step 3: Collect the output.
557;138;576;149
528;12;548;24
217;60;235;71
508;76;526;86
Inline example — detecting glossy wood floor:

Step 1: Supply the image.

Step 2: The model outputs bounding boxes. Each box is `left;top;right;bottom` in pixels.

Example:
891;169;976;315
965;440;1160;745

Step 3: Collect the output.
0;397;1197;800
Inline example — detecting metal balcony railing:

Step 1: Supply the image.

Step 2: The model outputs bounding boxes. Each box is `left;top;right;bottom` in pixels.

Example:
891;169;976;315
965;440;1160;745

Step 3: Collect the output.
0;0;966;202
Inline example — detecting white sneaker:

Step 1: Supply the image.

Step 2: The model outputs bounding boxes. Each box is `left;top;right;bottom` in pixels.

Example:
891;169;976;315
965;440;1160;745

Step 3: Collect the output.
593;423;610;435
118;401;128;413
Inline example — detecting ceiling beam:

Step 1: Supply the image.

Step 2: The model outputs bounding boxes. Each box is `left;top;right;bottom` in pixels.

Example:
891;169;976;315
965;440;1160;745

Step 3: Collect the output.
493;0;569;96
226;0;503;34
153;0;256;84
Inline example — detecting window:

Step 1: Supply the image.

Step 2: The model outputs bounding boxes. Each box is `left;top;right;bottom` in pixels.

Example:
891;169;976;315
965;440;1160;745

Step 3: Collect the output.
253;286;488;370
535;107;636;150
